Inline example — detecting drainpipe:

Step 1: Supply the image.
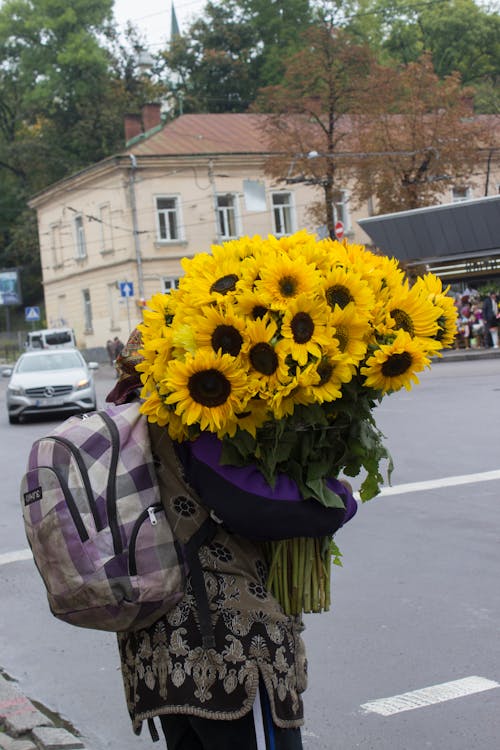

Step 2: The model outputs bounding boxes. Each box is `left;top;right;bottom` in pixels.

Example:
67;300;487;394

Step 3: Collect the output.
129;154;145;300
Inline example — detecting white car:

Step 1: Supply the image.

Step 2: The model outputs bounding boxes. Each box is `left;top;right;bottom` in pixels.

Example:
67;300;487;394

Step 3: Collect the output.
4;349;98;424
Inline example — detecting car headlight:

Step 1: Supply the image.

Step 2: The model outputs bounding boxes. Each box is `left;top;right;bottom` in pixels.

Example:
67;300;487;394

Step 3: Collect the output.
75;378;90;390
7;384;23;396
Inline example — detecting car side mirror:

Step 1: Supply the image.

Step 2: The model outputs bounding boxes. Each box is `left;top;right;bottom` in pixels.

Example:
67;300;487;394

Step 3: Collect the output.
88;362;99;370
2;368;13;378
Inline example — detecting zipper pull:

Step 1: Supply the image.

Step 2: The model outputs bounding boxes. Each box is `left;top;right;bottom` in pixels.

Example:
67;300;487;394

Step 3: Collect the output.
147;507;158;526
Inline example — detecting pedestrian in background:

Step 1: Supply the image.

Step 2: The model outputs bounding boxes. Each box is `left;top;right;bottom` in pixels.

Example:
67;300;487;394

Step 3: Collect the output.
482;291;499;348
113;336;124;359
106;339;115;366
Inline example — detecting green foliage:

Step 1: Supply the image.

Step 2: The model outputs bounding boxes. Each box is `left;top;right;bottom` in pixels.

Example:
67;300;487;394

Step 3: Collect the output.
220;385;393;506
158;0;314;113
0;0;161;307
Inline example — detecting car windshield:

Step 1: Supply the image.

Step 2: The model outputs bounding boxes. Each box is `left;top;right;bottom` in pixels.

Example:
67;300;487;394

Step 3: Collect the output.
17;352;84;373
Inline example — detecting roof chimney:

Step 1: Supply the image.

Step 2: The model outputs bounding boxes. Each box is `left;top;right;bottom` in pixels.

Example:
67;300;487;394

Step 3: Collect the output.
124;114;143;143
142;103;162;133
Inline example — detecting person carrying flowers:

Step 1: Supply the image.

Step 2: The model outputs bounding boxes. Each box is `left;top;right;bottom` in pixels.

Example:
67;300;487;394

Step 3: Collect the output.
107;230;456;750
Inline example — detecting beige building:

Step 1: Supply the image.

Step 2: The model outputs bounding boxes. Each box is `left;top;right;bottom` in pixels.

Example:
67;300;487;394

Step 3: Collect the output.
29;110;499;349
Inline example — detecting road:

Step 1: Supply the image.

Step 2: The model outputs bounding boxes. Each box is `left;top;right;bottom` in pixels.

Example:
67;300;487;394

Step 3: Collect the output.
0;360;499;750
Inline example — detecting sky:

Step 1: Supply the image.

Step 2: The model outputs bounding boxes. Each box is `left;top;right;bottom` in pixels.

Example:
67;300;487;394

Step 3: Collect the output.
113;0;207;51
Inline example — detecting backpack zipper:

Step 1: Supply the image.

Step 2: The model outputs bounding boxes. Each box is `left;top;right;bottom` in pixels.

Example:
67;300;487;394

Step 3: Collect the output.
128;503;164;576
49;436;102;531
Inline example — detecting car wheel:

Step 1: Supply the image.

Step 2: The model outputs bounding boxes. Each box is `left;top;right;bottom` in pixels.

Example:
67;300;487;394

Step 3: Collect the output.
8;415;20;425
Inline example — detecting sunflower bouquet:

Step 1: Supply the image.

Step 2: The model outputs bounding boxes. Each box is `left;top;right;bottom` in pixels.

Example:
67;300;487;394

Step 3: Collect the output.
136;230;457;615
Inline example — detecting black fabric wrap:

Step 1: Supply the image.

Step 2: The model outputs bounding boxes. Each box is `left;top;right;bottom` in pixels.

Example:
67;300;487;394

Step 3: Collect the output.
176;444;347;541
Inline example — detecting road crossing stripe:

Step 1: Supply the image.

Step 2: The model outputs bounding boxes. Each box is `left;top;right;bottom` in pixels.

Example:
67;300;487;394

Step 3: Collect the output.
2;469;499;567
0;548;33;566
356;468;500;499
360;676;500;716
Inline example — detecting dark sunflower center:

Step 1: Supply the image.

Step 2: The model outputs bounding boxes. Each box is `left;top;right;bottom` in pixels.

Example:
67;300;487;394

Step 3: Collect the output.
334;324;348;352
317;360;333;385
391;308;415;336
249;342;278;375
252;305;268;320
211;325;243;356
188;369;231;406
279;275;298;297
326;284;353;309
381;351;413;377
291;312;314;343
210;274;238;294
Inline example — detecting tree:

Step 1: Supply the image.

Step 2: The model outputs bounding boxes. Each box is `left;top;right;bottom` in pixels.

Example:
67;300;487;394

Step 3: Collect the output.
158;0;314;114
0;0;159;306
351;55;487;213
343;0;500;112
253;21;375;238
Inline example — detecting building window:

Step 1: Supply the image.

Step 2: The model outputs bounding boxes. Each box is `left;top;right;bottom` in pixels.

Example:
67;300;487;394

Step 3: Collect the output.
162;277;180;293
332;190;351;231
452;186;471;203
82;288;93;332
74;215;87;259
272;192;295;236
156;196;181;241
217;194;239;239
99;203;113;252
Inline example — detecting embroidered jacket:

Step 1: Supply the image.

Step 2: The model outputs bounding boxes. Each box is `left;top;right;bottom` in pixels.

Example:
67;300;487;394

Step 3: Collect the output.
117;424;308;732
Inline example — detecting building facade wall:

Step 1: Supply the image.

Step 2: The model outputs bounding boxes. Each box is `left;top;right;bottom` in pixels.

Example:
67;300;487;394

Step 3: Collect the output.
33;146;499;349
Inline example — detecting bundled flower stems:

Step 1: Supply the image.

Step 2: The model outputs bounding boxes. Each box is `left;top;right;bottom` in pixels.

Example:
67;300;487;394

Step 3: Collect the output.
265;537;340;615
136;231;457;615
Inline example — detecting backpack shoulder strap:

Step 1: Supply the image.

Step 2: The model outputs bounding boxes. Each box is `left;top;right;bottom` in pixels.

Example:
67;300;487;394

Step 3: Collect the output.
148;421;217;648
148;422;209;544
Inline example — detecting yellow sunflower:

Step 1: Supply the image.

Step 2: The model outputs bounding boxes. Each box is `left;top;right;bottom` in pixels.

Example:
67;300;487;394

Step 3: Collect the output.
241;315;291;397
268;363;319;420
360;331;431;393
320;265;375;320
307;349;355;404
190;304;247;358
412;274;457;349
255;253;322;311
140;292;178;338
219;396;271;439
328;304;370;364
382;281;440;339
276;293;332;366
161;349;249;434
179;251;243;307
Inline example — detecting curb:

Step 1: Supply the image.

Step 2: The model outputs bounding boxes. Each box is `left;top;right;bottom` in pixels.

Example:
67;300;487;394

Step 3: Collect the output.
0;674;93;750
434;347;500;363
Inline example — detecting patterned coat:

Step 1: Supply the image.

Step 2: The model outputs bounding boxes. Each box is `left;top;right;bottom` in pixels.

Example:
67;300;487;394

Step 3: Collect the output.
117;423;308;734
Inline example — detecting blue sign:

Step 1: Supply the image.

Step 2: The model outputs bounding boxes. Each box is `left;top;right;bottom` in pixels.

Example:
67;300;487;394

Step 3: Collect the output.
25;306;41;321
119;281;134;298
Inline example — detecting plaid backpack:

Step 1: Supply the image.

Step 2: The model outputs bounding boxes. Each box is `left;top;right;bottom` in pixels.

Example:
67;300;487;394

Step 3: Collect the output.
20;401;215;634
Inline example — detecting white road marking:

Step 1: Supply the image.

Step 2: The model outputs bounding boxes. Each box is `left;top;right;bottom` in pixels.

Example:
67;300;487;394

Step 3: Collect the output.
361;676;500;716
2;470;499;566
354;468;500;499
0;548;33;566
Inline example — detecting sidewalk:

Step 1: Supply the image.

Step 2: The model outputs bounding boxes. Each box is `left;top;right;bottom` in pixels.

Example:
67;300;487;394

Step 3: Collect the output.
0;673;93;750
434;345;500;363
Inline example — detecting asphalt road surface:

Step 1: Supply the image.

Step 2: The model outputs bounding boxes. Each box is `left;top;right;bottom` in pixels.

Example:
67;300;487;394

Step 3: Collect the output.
1;360;499;750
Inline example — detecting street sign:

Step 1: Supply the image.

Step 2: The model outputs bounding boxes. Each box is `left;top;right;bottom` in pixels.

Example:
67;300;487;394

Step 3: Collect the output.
335;221;344;240
119;281;134;298
25;306;40;322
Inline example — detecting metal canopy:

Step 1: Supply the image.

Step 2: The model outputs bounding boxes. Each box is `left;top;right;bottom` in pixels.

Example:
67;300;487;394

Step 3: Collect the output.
358;195;500;262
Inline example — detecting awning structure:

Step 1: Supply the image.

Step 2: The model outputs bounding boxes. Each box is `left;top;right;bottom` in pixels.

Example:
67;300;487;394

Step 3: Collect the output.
358;195;500;280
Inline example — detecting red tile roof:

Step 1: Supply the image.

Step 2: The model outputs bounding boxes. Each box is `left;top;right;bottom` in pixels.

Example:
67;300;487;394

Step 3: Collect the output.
129;113;273;156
